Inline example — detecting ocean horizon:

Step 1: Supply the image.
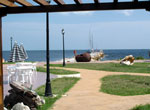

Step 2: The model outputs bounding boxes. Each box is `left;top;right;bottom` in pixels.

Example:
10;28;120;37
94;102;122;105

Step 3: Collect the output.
3;49;150;62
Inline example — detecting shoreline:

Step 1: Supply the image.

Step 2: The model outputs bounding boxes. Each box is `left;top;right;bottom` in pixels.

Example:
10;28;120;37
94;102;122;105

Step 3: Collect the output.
21;59;150;65
3;59;150;67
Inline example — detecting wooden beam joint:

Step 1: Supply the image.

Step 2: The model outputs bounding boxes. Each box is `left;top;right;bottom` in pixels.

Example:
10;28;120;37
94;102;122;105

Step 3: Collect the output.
0;13;7;17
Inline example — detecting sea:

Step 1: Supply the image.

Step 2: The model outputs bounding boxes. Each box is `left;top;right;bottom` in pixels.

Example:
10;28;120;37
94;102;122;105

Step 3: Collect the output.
3;49;150;62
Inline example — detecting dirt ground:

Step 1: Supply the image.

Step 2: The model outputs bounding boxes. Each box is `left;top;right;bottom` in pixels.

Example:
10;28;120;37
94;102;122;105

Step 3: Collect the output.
51;68;150;110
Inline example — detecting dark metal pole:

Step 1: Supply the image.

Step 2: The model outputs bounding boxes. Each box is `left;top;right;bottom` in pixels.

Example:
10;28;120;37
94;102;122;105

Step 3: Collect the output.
63;33;65;66
45;11;52;97
10;37;12;51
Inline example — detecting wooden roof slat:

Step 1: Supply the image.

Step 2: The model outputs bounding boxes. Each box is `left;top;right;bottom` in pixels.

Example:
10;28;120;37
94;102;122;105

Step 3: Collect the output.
94;0;99;4
9;0;32;6
54;0;65;5
33;0;49;5
0;0;18;7
74;0;82;5
15;0;32;6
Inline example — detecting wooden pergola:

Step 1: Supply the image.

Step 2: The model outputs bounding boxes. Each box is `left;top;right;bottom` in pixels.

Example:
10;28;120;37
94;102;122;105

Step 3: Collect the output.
0;0;150;109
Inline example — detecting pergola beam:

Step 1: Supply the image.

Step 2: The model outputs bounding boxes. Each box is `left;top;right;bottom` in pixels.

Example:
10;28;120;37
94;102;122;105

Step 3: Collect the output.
1;1;150;14
74;0;82;5
94;0;99;4
0;0;18;7
9;0;32;6
33;0;49;6
53;0;65;5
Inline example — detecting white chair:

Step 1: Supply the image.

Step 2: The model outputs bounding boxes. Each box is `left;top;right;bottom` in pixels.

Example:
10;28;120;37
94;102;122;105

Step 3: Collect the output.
7;66;16;84
32;63;37;76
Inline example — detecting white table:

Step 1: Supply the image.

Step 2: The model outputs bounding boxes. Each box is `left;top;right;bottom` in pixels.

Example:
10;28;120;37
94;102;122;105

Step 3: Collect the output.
16;62;33;66
16;62;37;75
15;66;33;84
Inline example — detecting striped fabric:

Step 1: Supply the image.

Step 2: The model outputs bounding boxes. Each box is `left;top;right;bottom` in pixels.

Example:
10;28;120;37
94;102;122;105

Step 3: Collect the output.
8;42;28;62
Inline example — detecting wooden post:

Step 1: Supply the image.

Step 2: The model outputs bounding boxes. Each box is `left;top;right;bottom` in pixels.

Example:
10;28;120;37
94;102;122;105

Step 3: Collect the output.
0;16;4;110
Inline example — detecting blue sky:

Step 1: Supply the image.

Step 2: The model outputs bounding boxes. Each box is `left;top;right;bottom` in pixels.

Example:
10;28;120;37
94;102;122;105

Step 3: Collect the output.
2;7;150;50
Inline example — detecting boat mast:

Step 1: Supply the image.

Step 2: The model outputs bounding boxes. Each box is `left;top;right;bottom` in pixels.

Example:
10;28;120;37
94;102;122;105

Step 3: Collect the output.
89;28;94;52
91;33;94;52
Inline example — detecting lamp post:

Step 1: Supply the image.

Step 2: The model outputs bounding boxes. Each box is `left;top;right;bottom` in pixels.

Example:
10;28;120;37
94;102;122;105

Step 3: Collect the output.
45;0;52;97
62;29;65;66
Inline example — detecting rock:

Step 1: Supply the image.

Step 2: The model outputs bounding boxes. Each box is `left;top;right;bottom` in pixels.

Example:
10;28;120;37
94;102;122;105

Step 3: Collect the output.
4;107;8;110
4;82;45;110
120;55;134;65
11;102;30;110
35;95;45;106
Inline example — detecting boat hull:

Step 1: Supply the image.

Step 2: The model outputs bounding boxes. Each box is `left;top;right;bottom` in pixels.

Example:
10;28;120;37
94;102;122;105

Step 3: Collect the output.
75;53;91;62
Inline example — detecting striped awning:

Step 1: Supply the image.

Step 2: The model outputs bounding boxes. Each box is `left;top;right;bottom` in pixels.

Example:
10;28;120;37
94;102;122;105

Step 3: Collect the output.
9;42;28;62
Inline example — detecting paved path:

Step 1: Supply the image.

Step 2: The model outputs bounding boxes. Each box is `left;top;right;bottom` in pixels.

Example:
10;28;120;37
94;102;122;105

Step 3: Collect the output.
52;68;150;110
3;64;57;98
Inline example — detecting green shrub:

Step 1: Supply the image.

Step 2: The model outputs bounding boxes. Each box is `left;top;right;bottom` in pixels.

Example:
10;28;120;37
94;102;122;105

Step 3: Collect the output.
135;56;144;60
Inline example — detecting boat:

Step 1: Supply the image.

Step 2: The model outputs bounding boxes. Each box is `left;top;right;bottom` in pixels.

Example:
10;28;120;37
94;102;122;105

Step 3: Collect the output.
90;50;104;61
89;31;105;61
73;29;105;62
74;50;91;62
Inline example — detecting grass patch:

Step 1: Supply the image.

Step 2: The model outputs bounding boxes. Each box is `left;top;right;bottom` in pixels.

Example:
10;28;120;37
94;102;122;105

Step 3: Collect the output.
37;67;79;75
131;104;150;110
100;75;150;96
50;62;150;74
3;62;15;64
49;64;63;67
35;77;80;110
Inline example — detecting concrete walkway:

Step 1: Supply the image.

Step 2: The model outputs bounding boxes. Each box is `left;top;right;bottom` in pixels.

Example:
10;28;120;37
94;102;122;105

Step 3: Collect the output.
52;68;150;110
3;64;57;98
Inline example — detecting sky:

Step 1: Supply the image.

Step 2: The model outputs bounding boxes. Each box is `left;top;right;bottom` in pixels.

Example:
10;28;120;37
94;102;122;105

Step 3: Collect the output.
2;1;150;50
